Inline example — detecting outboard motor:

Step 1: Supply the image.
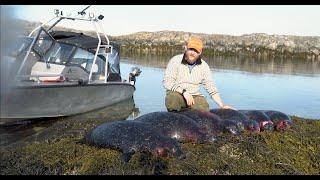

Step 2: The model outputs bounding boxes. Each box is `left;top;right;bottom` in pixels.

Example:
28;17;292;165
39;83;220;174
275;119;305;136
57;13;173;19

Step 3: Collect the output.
129;67;141;85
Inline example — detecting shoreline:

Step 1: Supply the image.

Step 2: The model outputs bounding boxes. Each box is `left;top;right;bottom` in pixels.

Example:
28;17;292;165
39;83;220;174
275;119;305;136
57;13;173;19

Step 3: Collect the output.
119;45;320;61
19;20;320;61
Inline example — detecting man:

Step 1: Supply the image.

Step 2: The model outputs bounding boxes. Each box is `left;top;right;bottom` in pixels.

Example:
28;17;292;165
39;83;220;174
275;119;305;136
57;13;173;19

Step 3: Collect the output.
163;36;234;112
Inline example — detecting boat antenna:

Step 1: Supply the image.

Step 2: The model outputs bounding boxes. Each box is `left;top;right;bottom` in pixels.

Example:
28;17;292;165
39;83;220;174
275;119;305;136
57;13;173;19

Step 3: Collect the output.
78;5;91;16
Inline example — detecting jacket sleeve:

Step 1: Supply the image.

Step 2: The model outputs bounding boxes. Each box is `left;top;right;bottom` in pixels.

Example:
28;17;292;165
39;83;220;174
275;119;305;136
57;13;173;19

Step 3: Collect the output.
163;56;179;91
201;63;219;97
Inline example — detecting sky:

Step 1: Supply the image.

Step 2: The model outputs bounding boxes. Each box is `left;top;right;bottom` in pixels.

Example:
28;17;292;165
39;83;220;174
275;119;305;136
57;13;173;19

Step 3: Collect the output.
4;5;320;36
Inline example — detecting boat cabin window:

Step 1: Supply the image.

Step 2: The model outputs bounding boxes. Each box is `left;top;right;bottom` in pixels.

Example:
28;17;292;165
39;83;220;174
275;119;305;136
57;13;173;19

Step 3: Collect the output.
70;48;105;74
44;42;75;64
33;30;54;57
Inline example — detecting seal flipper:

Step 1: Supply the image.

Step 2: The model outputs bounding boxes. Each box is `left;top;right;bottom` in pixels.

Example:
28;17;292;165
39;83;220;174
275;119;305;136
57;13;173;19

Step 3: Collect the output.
121;150;135;162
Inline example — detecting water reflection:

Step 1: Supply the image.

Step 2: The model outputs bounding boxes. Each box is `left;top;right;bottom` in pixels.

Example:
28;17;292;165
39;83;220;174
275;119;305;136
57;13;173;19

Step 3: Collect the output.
122;53;320;76
206;56;320;76
65;98;139;122
0;98;139;147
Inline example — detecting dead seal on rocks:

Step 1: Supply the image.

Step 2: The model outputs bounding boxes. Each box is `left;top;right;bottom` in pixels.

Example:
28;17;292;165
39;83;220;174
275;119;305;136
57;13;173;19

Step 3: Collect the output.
239;110;274;132
210;109;260;133
177;109;247;135
85;120;185;162
176;109;224;141
260;110;293;131
218;119;245;135
134;112;208;144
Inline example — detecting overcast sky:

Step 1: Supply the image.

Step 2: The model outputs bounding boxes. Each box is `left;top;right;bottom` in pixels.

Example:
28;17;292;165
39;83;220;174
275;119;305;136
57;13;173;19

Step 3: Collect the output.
6;5;320;36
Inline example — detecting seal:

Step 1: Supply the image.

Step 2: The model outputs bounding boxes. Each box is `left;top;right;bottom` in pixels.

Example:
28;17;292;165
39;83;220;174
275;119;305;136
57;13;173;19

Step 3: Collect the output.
85;120;185;162
210;109;260;133
210;109;248;121
177;109;224;141
260;110;293;131
134;112;208;144
218;119;245;135
239;110;274;131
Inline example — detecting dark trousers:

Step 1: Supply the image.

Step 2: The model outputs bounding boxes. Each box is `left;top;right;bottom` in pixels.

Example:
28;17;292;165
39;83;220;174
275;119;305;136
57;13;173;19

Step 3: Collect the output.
165;91;209;112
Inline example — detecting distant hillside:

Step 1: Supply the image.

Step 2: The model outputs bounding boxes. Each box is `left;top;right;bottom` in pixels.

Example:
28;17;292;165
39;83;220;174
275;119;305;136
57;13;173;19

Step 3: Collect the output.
112;31;320;60
19;20;320;60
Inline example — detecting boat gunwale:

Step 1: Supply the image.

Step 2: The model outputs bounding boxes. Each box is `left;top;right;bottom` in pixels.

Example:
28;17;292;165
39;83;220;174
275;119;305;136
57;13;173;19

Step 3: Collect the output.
12;81;136;89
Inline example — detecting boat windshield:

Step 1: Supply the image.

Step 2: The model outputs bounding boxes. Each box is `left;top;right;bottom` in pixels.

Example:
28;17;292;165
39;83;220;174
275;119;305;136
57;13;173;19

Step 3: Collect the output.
14;26;123;82
33;29;54;57
70;47;105;74
44;42;76;65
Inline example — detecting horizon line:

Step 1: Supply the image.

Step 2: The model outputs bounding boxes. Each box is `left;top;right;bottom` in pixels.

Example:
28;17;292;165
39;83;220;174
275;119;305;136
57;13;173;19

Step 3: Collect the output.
18;18;320;38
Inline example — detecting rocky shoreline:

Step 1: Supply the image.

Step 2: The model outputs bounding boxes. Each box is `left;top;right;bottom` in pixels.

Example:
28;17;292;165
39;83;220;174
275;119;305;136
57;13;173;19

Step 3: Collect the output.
113;31;320;60
20;20;320;60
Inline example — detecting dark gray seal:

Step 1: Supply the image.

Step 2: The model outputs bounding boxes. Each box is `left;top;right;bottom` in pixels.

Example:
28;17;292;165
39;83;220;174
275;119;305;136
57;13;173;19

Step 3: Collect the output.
177;109;245;135
239;110;274;132
85;120;185;162
134;112;207;144
210;109;260;133
210;109;248;121
260;110;293;131
177;109;222;139
175;110;245;140
218;119;245;135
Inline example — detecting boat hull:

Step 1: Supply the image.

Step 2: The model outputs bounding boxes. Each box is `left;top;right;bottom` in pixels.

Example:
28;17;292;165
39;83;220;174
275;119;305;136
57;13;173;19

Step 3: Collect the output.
0;82;135;121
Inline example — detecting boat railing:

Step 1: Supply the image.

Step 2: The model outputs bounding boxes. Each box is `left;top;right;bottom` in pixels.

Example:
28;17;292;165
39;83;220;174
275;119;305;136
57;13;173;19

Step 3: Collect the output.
96;21;111;83
17;7;111;85
97;44;113;82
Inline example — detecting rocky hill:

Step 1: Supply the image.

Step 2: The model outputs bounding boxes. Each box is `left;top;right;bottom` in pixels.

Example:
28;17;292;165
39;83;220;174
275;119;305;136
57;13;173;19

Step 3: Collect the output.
19;20;320;60
113;31;320;60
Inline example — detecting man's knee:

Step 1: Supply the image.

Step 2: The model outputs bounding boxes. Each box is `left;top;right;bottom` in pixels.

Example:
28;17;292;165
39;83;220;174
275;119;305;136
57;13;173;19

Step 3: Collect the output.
191;104;210;112
191;96;210;111
165;91;186;111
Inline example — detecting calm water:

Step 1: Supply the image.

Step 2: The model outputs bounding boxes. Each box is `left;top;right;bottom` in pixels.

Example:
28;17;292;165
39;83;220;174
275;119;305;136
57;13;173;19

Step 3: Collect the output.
120;54;320;120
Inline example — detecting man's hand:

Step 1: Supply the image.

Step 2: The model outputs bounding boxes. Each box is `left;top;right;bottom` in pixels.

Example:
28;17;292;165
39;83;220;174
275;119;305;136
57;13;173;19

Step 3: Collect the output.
221;104;236;110
183;92;195;106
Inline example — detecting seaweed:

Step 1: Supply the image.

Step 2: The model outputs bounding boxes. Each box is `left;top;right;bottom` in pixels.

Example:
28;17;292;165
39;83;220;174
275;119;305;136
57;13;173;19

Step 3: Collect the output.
1;116;319;175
